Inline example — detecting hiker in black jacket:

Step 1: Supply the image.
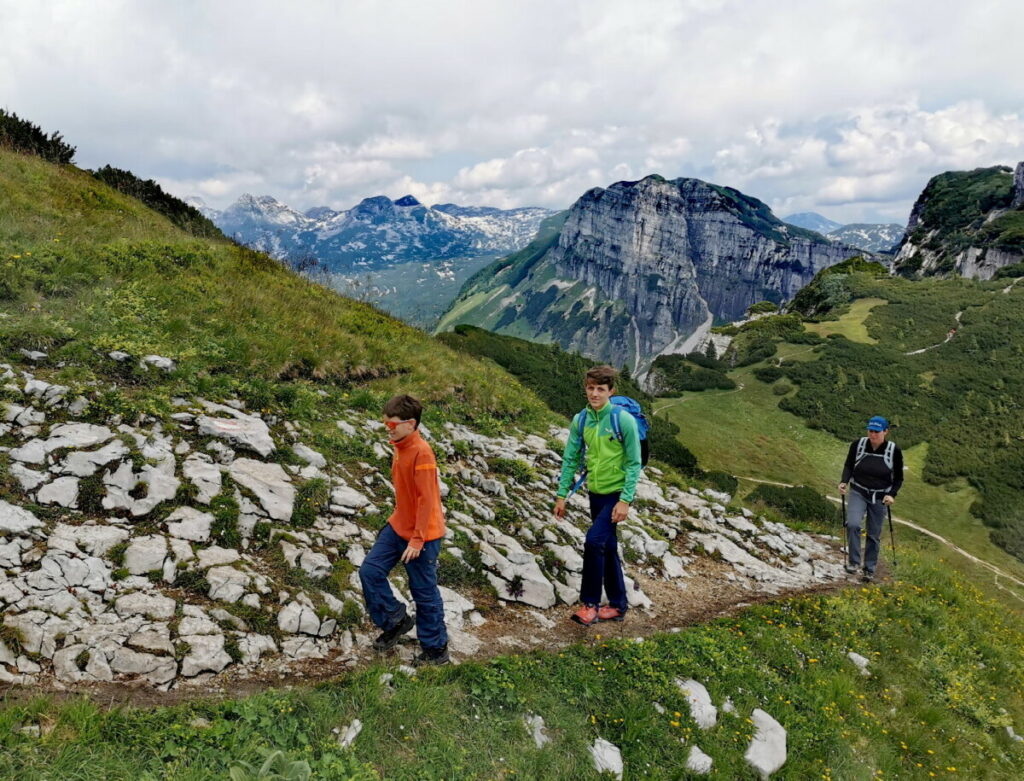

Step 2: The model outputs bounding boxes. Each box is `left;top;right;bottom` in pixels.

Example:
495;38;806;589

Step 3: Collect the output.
838;416;903;582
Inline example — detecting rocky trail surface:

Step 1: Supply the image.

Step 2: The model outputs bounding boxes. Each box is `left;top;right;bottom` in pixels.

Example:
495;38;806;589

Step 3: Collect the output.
1;355;851;704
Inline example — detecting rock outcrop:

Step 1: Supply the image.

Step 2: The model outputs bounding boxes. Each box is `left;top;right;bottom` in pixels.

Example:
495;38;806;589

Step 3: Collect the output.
438;176;862;373
894;163;1024;279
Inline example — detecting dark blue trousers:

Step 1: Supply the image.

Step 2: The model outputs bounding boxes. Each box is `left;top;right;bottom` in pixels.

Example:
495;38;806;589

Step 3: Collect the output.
358;523;448;650
580;491;628;611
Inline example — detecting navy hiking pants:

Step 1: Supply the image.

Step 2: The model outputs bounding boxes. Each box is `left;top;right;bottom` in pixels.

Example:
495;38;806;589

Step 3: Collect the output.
580;491;628;611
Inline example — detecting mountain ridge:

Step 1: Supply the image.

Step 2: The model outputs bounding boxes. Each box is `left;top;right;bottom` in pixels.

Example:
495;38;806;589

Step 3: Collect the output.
193;193;553;271
438;175;864;374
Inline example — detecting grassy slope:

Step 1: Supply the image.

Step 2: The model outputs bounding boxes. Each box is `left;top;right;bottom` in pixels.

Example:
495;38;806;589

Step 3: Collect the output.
804;298;886;343
0;149;555;434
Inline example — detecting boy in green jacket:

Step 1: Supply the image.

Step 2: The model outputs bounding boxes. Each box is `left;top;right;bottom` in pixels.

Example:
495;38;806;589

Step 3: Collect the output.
553;365;642;625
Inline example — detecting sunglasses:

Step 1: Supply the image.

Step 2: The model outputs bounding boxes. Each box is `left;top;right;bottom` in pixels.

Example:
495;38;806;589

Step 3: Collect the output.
383;418;416;430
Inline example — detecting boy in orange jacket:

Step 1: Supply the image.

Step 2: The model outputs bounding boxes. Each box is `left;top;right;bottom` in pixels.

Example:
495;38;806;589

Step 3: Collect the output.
358;394;449;664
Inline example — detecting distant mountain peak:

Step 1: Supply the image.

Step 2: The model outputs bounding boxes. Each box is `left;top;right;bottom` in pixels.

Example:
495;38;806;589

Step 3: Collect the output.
782;211;843;234
304;206;338;220
394;194;422;207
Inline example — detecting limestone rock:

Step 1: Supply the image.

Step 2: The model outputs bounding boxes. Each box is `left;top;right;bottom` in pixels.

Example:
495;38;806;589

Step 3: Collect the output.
686;745;713;774
180;634;232;677
524;713;550;748
207;566;249;602
330;484;371;509
0;500;44;537
847;651;871;676
293;443;327;468
229;458;295;522
337;718;363;749
197;401;275;457
36;476;79;508
745;708;787;779
677;678;717;730
59;439;129;477
124;535;169;575
183;453;222;503
165;507;214;542
590;737;623;780
109;646;177;685
115;592;177;620
277;601;321;635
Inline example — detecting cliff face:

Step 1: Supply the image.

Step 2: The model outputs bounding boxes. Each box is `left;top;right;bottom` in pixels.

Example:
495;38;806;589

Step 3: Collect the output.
438;176;861;373
893;164;1024;280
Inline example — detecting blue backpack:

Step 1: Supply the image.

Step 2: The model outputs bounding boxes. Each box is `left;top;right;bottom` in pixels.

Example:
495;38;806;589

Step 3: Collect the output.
568;396;650;495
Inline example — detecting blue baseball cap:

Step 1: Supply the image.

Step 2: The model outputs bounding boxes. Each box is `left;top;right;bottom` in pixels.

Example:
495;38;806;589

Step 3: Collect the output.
866;416;889;432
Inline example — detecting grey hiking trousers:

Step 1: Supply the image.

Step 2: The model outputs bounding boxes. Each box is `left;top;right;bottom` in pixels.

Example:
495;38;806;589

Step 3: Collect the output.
845;488;886;574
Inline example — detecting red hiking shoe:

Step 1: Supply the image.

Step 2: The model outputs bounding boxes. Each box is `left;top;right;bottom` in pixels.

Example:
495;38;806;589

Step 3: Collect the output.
571;605;599;626
597;606;625;622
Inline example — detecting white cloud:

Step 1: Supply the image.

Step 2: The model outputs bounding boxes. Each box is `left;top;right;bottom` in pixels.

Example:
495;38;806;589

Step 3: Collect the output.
0;0;1020;223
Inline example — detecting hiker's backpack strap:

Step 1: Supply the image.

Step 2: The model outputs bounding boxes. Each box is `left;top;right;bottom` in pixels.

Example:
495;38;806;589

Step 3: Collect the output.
566;409;590;498
883;440;895;472
609;405;624;443
575;409;588;457
855;437;868;466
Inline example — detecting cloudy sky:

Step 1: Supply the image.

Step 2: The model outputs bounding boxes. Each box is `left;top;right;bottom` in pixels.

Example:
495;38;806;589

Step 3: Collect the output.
3;0;1022;223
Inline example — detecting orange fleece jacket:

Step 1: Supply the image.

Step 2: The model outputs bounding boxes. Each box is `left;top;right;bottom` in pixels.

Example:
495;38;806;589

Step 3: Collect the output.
388;429;445;550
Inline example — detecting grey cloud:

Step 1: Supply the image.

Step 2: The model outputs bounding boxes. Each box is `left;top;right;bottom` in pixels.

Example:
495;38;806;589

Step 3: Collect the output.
1;0;1020;221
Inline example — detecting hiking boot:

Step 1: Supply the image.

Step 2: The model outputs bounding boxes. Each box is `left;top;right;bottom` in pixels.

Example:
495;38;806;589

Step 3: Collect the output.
372;612;415;651
414;644;450;666
861;570;875;583
597;606;625;622
571;605;599;626
844;564;858;574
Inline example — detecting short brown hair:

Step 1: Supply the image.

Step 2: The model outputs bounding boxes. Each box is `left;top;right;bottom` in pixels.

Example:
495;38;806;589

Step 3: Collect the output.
383;394;422;426
585;365;617;389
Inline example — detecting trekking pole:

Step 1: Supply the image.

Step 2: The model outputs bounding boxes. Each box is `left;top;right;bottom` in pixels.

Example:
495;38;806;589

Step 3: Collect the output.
887;504;897;569
840;492;847;560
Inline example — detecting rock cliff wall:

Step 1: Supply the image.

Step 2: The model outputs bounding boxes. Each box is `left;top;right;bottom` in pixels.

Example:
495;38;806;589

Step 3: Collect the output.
440;176;861;373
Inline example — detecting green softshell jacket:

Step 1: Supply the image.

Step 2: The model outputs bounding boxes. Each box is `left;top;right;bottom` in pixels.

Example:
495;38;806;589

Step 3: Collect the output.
557;402;642;502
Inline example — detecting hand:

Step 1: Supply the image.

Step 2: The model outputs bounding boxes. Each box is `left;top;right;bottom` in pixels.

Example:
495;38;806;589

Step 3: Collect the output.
553;498;566;518
838;482;847;496
611;501;630;523
882;495;894;506
400;545;421;564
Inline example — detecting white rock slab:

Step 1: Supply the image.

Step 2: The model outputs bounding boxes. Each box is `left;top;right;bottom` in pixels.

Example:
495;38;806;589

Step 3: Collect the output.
676;678;717;730
590;738;623;780
207;565;249;602
847;651;871;676
36;476;79;508
330;484;370;509
115;592;177;620
9;461;50;491
524;713;550;748
745;708;787;779
183;453;222;504
0;500;44;536
686;745;713;774
229;458;295;522
293;443;327;469
165;506;214;542
59;439;128;477
337;719;363;749
197;401;275;457
124;535;169;575
180;634;231;677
